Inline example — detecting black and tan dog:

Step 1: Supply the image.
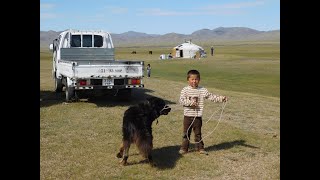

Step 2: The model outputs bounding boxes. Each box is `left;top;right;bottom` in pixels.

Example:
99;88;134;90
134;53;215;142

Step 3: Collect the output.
116;97;171;166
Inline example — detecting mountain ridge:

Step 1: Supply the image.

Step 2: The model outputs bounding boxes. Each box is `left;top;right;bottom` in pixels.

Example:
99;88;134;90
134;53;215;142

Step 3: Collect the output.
40;27;280;47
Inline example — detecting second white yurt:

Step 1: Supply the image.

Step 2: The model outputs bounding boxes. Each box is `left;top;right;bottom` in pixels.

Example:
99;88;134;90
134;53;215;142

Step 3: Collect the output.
172;41;207;59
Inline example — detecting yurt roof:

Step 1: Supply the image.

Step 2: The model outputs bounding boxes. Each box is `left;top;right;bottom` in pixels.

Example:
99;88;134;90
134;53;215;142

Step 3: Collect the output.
174;41;204;50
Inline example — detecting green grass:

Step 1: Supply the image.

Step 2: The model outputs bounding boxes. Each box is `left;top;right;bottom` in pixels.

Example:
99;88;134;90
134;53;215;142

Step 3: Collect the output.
40;41;280;179
115;42;280;97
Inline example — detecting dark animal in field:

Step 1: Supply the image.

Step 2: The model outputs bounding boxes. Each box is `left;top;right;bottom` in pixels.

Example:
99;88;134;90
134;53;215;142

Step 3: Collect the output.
116;97;171;166
131;51;137;54
149;51;152;54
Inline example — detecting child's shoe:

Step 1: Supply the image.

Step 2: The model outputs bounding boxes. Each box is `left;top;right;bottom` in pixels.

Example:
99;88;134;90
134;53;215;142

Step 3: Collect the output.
199;149;208;155
179;149;187;155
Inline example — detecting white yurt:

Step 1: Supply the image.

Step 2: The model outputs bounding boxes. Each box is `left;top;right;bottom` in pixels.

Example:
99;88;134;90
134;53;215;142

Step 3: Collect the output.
172;41;207;59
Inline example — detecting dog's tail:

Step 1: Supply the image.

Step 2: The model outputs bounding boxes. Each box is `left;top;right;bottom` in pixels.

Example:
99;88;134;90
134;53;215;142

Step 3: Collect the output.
122;122;136;140
136;137;153;158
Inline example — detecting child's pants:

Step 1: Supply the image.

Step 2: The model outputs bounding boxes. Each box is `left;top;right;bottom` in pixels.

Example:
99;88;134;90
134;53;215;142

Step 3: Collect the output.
180;116;204;151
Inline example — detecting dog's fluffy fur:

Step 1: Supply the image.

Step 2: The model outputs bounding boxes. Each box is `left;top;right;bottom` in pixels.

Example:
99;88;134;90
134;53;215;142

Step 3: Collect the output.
116;97;171;166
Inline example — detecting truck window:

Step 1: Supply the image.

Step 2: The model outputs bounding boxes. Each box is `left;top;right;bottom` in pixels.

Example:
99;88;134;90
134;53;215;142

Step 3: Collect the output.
70;34;105;48
71;35;81;47
94;35;103;47
83;35;92;47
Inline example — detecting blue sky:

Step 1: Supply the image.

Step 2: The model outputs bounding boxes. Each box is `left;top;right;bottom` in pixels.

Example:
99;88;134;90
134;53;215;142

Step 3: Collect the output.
40;0;279;35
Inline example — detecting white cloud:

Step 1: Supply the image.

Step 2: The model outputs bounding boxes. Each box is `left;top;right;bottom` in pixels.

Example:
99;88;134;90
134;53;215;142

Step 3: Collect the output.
138;8;188;16
105;6;128;14
40;3;56;19
138;8;243;16
203;1;265;10
40;3;55;9
84;15;107;22
40;13;57;19
138;1;264;16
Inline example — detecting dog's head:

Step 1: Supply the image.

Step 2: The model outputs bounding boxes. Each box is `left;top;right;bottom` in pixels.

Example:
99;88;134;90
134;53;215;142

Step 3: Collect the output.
147;97;171;116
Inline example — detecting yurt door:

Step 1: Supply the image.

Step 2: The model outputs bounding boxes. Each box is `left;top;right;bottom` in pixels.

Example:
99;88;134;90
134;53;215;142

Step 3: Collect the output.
180;50;183;57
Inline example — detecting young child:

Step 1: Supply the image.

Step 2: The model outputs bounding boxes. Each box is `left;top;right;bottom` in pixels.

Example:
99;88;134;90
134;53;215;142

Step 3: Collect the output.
179;70;228;155
146;64;151;78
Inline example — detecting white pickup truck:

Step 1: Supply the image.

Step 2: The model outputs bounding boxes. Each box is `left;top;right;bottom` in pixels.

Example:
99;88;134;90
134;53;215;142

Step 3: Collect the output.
49;29;144;102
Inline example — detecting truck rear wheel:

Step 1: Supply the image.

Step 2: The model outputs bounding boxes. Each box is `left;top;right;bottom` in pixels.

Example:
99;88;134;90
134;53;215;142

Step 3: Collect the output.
66;87;75;102
54;77;63;92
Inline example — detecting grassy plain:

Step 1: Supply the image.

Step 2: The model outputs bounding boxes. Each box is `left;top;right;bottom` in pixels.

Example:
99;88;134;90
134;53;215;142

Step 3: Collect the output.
40;41;280;179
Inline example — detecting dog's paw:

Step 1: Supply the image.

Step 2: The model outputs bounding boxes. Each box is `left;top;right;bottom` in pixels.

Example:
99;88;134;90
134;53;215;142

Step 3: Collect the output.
116;152;122;158
119;159;128;166
149;162;157;167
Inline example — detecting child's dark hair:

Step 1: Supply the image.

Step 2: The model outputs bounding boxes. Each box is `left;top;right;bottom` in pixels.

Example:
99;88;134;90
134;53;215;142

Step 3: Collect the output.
187;70;200;80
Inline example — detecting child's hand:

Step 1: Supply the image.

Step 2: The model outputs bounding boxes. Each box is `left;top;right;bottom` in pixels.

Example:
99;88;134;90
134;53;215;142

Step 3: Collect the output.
222;96;228;102
191;97;199;107
191;100;198;107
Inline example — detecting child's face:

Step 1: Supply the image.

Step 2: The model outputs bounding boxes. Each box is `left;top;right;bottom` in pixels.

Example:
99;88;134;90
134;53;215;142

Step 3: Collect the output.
188;74;200;88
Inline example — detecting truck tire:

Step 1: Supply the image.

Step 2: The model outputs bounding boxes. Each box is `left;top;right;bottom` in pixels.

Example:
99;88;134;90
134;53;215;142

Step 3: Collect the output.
54;77;63;92
66;86;75;102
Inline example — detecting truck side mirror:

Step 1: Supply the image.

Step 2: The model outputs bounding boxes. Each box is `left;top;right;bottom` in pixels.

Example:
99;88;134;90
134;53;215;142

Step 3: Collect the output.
49;44;54;51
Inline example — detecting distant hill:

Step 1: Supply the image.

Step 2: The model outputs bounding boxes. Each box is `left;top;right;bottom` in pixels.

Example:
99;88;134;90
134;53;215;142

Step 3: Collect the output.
40;30;61;47
40;27;280;48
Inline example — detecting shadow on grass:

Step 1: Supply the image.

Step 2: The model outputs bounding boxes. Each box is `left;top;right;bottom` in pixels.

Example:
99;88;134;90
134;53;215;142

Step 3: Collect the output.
40;88;176;108
117;145;182;169
148;140;258;169
40;90;64;108
152;145;182;169
206;139;259;152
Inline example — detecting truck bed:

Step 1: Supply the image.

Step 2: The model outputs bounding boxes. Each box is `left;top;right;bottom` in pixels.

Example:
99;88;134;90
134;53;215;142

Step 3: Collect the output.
57;48;144;78
60;48;115;61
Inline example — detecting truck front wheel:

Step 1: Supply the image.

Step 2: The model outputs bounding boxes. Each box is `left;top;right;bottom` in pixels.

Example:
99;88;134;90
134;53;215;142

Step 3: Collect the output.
66;87;75;102
54;77;63;92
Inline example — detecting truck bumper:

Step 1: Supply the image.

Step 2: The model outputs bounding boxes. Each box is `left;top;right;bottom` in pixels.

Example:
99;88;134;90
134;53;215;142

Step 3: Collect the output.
74;84;144;90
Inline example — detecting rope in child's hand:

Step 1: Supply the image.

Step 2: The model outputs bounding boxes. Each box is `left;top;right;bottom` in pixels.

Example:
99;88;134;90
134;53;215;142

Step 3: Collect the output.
186;101;228;143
